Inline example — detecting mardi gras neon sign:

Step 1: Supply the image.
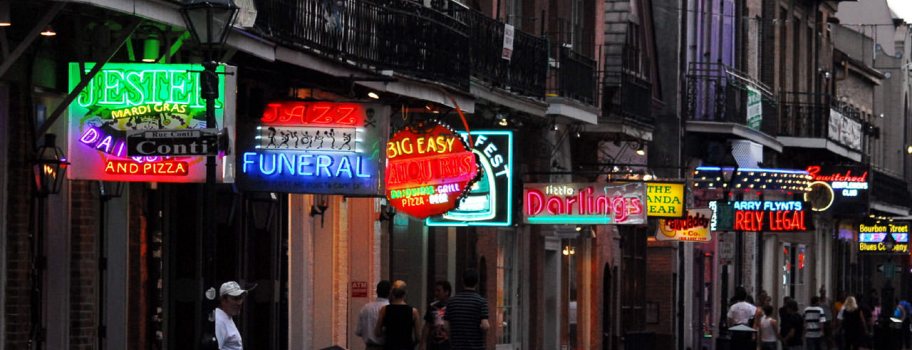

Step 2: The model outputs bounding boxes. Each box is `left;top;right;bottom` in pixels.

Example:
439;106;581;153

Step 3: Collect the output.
67;63;233;183
384;122;479;219
236;102;388;195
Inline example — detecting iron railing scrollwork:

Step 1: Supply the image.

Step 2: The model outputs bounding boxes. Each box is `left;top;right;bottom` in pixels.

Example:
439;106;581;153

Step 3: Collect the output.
685;62;777;131
602;45;654;126
547;45;597;104
778;92;868;152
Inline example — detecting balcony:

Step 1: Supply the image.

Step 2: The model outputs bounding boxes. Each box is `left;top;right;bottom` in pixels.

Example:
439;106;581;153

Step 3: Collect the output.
777;92;866;161
251;0;550;100
253;0;471;91
685;62;782;151
601;45;654;127
547;45;597;105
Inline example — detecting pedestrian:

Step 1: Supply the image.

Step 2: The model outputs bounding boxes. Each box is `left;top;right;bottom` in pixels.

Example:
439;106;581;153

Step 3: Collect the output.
780;299;804;350
422;280;452;350
899;299;912;349
374;281;420;350
356;280;392;350
758;305;779;350
838;296;868;350
215;281;254;350
445;269;490;350
804;296;827;350
727;286;760;350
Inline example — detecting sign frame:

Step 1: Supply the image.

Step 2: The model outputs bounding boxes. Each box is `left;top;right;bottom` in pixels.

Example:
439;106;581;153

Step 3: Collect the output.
645;181;686;218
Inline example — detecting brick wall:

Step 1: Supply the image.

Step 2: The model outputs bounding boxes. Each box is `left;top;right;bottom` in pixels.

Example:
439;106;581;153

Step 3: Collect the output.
5;84;33;349
70;180;98;350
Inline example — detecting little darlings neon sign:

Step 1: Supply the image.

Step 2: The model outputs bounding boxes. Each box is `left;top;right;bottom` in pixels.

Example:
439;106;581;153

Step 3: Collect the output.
384;122;479;219
523;183;647;225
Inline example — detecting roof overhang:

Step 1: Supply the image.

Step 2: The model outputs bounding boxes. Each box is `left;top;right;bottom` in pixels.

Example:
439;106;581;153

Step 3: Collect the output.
776;136;863;162
545;96;599;124
685;121;783;152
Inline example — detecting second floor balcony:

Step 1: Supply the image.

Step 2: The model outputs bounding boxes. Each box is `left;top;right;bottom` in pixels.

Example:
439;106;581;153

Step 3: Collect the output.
777;92;868;161
253;0;549;99
601;45;654;127
547;45;597;105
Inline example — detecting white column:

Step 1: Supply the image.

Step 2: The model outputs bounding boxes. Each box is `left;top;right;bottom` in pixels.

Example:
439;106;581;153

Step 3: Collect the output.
288;194;314;349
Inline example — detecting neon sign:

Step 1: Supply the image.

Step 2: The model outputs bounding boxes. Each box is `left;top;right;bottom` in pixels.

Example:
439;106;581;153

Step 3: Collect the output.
804;164;870;214
237;102;389;195
730;200;810;232
427;131;514;227
522;182;646;225
858;222;909;253
656;209;712;242
384;121;479;219
67;63;235;183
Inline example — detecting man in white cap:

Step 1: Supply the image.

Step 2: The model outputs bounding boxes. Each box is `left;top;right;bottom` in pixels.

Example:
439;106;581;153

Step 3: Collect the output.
216;281;252;350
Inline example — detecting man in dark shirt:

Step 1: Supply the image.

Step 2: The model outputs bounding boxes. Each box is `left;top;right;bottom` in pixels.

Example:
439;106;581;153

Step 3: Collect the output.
422;280;452;350
444;269;490;350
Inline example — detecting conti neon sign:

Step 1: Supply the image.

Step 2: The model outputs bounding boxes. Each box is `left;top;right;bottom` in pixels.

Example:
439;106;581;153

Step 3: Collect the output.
237;102;389;195
427;131;514;227
384;122;479;219
858;222;910;253
67;63;235;182
522;182;646;225
731;200;810;232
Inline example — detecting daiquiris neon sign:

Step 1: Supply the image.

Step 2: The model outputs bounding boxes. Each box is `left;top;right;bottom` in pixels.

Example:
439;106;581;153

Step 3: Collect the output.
384;121;479;219
237;102;389;195
67;63;234;182
523;182;646;225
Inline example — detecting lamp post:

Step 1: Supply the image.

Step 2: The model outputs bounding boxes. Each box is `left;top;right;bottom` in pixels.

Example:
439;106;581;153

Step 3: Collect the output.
31;134;69;349
95;181;124;350
180;1;237;348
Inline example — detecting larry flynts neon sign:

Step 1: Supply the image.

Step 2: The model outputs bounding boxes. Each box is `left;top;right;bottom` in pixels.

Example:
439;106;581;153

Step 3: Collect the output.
522;182;646;225
731;200;810;232
384;121;479;219
67;63;235;182
237;102;389;195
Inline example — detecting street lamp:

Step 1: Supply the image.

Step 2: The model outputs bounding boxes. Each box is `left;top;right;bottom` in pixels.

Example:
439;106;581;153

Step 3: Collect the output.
180;1;237;348
31;133;69;349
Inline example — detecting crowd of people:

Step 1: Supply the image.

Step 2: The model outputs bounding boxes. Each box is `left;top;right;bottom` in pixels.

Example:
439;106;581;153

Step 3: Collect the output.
355;269;490;350
725;286;912;350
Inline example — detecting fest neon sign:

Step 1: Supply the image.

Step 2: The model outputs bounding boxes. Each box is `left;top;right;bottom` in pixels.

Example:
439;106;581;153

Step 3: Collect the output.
67;63;234;183
522;182;646;225
384;122;479;219
237;102;388;195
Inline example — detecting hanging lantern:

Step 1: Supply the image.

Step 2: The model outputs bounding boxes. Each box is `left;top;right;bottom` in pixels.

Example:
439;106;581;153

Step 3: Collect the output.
33;134;69;196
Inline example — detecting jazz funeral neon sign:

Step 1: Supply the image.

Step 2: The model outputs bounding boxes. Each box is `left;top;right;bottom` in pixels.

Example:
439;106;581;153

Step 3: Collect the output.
67;63;232;182
237;102;389;195
732;200;809;232
384;122;479;219
523;182;646;225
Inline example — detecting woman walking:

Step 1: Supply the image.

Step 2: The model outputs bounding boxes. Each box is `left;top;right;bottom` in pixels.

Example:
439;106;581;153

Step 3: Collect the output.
839;296;868;350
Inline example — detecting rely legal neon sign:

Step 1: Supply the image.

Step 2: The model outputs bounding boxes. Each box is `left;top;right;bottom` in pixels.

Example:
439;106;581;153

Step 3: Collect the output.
67;63;230;182
237;102;389;195
731;200;809;232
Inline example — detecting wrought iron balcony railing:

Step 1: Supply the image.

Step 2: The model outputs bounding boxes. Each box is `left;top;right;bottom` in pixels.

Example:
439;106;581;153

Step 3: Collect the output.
547;45;597;105
685;62;777;130
778;92;867;153
253;0;471;90
602;45;654;126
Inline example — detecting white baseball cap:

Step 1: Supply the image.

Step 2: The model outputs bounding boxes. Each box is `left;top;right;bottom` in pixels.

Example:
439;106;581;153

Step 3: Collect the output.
219;281;254;297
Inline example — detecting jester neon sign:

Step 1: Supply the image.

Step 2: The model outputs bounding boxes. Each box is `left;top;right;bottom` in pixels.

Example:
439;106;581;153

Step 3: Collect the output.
67;63;234;182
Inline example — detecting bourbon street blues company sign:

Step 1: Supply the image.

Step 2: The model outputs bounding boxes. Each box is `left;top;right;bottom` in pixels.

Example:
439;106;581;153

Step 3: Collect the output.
67;63;236;183
237;101;390;195
426;131;514;227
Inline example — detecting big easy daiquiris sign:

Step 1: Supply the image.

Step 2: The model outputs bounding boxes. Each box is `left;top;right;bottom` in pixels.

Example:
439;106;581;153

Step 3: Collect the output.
384;121;480;219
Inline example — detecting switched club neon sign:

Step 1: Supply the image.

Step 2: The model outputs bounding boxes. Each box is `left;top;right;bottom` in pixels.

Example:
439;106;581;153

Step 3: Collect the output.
67;63;234;182
237;102;389;195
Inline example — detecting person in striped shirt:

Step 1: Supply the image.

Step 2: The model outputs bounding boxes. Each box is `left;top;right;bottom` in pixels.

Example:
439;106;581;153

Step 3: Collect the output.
444;269;490;350
803;296;827;350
